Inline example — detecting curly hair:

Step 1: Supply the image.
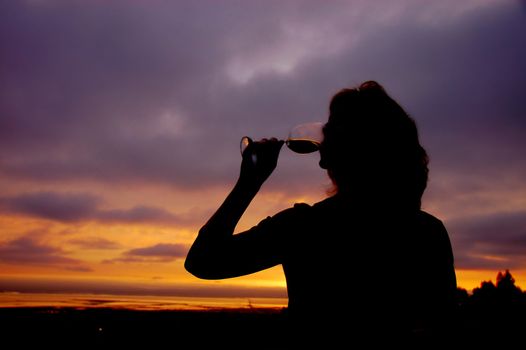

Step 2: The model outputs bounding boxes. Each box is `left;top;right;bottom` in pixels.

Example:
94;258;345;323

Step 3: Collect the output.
320;81;429;210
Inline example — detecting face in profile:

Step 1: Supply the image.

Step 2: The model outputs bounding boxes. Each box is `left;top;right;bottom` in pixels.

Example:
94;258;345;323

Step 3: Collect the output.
317;81;428;209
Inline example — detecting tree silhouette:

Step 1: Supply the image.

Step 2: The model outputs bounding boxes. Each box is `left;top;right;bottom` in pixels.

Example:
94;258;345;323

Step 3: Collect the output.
470;270;525;307
471;280;497;304
455;287;469;306
496;269;523;302
454;270;526;347
496;270;515;287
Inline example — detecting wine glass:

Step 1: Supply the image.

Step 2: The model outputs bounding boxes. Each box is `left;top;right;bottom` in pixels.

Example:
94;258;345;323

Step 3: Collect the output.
240;122;324;163
285;122;324;154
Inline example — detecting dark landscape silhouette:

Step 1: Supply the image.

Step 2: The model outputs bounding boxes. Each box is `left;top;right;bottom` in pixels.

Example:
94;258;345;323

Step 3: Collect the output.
1;270;525;348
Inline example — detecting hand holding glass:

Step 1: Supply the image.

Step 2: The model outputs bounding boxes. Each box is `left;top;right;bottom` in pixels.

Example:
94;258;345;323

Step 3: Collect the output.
240;122;324;163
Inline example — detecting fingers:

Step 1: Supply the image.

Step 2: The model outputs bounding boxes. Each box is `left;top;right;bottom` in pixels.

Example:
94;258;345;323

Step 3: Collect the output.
238;137;283;187
242;138;283;163
253;138;284;158
255;137;284;148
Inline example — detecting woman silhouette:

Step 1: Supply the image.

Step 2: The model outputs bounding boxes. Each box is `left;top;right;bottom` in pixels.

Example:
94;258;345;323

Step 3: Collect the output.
185;81;457;347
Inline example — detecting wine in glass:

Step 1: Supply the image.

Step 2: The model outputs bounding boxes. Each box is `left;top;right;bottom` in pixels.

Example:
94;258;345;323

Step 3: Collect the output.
240;122;324;163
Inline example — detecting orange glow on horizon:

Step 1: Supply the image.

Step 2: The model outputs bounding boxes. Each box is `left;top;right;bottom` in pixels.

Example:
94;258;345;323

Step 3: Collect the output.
1;178;525;307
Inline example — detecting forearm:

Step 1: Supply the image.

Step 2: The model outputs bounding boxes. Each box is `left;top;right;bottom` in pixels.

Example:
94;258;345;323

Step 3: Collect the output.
200;179;260;238
184;179;259;277
184;137;282;278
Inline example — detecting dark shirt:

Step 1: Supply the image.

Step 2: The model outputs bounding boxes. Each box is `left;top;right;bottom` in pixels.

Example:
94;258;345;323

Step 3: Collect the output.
192;194;457;346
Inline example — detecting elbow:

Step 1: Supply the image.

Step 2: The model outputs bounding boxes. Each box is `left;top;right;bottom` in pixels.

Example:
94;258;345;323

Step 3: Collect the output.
185;261;221;280
184;250;205;279
185;229;229;280
184;232;208;279
184;249;221;280
184;256;205;279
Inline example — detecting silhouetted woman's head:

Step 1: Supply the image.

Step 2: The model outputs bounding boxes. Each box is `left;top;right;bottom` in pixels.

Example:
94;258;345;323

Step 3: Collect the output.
320;81;428;210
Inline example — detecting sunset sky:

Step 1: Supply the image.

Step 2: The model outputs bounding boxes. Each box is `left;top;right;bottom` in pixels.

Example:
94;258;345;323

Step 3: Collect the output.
1;0;526;301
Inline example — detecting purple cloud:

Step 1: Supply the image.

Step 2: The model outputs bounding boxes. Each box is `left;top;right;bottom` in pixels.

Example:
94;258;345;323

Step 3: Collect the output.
67;237;121;250
0;236;92;271
447;211;526;270
1;1;523;195
96;206;182;225
104;243;188;263
0;191;204;226
0;192;100;222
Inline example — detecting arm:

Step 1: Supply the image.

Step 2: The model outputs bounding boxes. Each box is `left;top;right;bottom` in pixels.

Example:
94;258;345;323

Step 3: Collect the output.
184;138;284;279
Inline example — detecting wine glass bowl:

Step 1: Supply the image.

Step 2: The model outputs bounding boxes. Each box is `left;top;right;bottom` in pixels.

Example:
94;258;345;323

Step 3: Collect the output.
240;122;324;162
285;122;324;154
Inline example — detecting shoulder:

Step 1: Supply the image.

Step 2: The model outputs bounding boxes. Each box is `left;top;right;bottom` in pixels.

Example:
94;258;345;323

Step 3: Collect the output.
255;202;312;230
418;210;446;229
416;210;450;239
259;196;339;231
259;197;332;228
310;195;340;212
272;196;337;217
271;202;312;224
417;210;454;256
